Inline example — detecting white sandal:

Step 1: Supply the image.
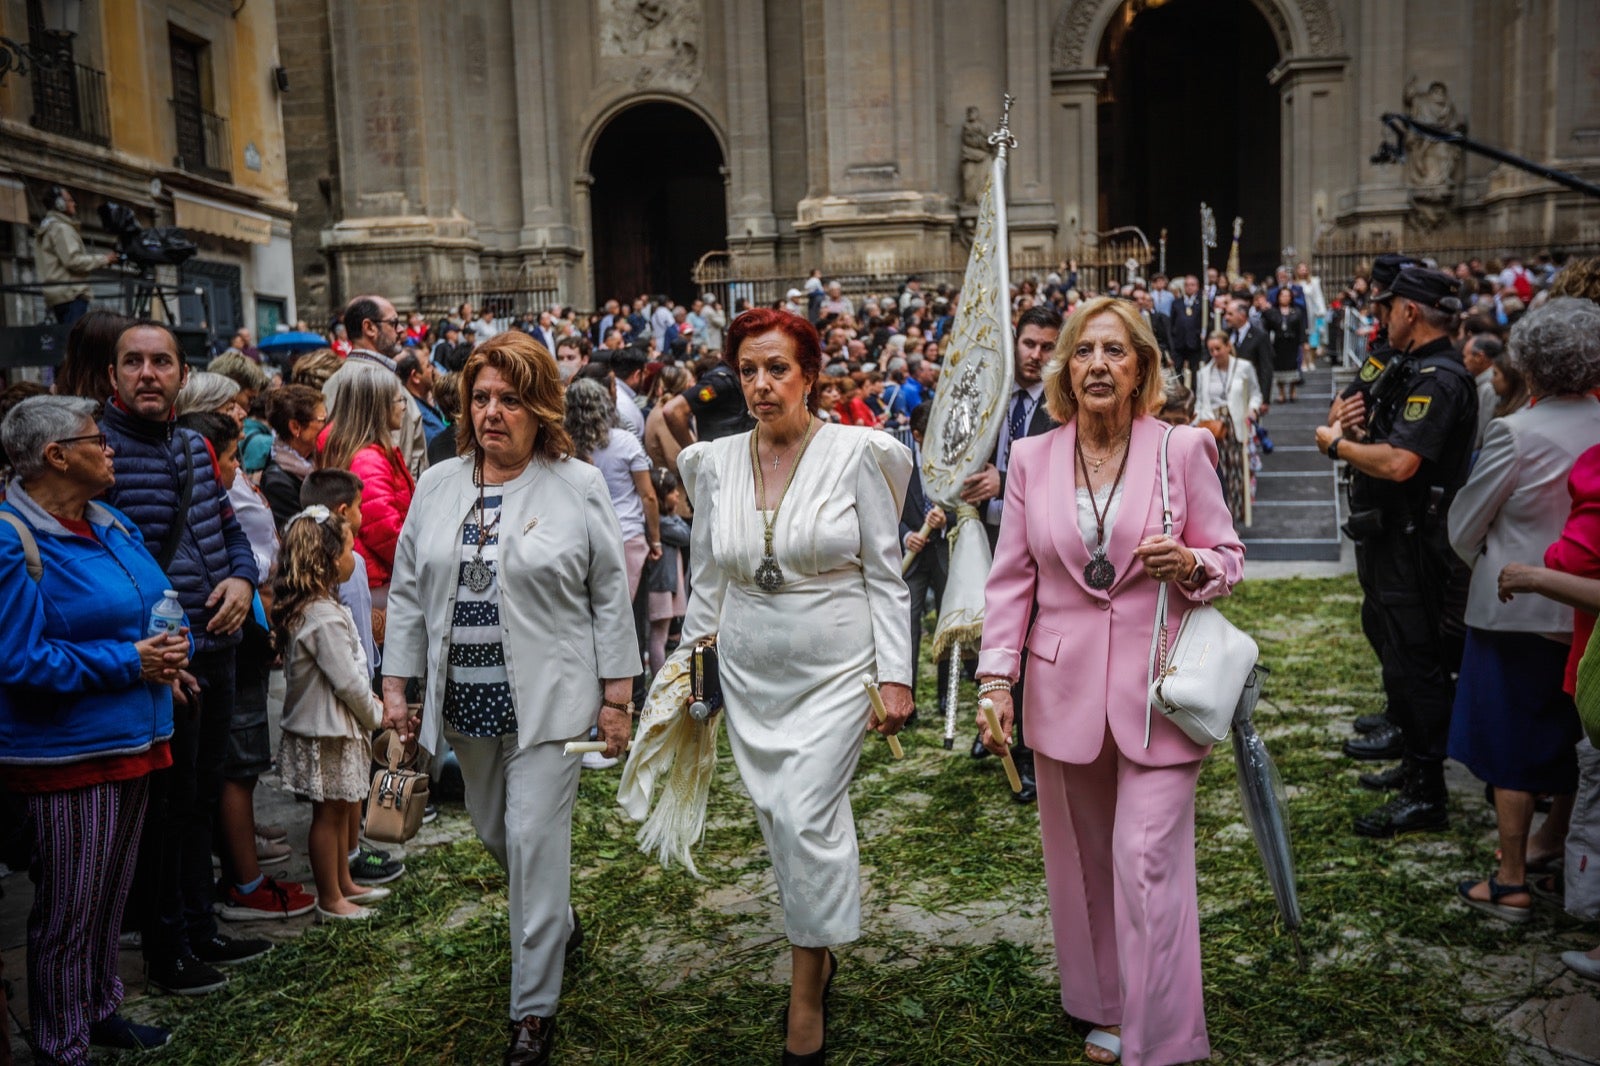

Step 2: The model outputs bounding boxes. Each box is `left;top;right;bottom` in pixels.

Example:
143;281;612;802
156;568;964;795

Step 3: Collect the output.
1085;1027;1122;1063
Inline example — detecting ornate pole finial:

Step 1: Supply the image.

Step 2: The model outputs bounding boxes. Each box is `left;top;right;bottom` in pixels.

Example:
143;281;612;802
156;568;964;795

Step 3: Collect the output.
988;92;1018;152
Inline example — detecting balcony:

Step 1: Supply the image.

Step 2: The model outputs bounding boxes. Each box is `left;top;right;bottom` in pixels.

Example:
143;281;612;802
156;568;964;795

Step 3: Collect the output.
170;99;231;182
29;57;110;147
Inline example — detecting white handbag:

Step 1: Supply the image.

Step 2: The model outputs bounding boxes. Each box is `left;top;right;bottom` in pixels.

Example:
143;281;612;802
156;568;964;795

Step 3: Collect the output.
1144;425;1258;747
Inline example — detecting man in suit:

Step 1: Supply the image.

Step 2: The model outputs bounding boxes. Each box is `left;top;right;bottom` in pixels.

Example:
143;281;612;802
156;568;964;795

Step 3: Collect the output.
901;401;950;719
958;303;1063;802
1224;298;1275;401
1134;286;1173;363
1169;275;1205;382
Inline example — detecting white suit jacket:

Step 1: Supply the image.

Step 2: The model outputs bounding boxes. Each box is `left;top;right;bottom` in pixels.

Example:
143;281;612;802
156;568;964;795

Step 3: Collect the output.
383;455;642;754
1449;394;1600;635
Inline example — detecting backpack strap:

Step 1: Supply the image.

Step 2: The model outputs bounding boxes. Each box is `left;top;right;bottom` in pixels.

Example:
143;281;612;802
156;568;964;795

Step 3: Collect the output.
0;510;43;582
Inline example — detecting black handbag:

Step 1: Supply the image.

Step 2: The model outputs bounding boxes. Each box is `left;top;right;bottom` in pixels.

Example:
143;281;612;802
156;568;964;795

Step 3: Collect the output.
688;638;723;721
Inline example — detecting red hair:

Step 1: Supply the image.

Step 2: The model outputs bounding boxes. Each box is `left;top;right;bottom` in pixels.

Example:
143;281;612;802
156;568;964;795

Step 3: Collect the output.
723;308;824;413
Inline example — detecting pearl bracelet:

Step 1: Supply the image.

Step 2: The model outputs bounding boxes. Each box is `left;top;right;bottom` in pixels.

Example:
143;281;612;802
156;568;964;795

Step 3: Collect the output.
977;679;1013;696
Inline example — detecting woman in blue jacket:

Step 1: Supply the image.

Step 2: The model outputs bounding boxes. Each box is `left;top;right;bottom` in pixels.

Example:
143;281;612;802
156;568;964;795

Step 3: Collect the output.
0;396;189;1064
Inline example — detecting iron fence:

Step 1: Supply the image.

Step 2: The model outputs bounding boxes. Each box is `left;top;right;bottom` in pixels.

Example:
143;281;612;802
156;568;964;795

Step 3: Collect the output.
31;58;110;146
171;100;231;182
692;231;1153;314
1311;224;1600;288
414;274;562;333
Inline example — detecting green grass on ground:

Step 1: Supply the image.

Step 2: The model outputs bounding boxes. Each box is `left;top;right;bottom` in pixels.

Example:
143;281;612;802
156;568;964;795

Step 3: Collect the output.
141;577;1594;1064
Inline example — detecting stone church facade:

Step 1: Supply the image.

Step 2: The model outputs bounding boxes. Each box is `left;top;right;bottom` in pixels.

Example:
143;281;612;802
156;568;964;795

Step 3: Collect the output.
277;0;1600;321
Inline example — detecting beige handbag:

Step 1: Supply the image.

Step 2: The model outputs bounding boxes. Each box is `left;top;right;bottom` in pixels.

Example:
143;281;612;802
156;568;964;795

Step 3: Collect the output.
364;729;429;844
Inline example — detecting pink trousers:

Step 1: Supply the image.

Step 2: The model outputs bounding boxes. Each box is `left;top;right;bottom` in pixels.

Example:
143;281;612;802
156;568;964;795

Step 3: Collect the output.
1036;737;1211;1066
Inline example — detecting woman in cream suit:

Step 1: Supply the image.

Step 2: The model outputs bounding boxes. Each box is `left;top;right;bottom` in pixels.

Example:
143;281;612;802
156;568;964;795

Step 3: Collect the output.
1193;330;1264;436
977;297;1244;1066
1448;298;1600;923
381;331;640;1066
675;307;913;1066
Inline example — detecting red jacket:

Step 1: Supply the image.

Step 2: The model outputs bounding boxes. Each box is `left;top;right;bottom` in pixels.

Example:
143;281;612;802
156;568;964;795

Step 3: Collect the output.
348;443;415;587
1546;443;1600;694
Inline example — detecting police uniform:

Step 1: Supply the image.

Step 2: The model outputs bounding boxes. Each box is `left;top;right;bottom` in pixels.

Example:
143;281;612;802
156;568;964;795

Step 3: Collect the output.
1341;268;1478;836
1338;254;1420;761
684;362;756;442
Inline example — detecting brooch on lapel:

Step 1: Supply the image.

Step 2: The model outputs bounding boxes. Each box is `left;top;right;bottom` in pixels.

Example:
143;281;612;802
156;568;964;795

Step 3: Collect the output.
522;517;540;534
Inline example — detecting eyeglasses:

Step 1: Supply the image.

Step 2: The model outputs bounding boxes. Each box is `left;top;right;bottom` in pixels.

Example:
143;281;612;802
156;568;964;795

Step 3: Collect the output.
55;432;109;450
376;318;401;330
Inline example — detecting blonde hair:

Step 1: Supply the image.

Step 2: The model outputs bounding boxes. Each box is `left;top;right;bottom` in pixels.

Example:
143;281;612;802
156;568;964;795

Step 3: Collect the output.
1042;297;1166;424
319;370;401;473
289;349;342;391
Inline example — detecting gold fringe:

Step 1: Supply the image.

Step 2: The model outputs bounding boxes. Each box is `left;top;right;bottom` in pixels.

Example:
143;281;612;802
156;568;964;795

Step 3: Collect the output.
931;618;984;663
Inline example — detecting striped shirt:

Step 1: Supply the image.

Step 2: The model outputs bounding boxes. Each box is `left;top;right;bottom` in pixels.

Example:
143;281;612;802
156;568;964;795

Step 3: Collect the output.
442;493;517;737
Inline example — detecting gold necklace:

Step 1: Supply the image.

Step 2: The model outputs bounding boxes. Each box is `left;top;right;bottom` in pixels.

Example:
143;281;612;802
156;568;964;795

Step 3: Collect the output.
750;419;818;592
1079;435;1129;473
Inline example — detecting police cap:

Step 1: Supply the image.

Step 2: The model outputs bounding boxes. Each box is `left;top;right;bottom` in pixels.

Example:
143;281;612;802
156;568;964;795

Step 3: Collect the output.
1370;253;1421;290
1371;266;1463;313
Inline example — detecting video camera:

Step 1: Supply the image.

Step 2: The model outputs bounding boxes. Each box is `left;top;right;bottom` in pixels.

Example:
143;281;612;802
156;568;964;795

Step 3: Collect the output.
97;202;197;270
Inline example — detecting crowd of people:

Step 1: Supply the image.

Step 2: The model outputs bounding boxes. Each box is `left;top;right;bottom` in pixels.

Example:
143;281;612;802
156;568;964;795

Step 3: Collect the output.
0;244;1596;1066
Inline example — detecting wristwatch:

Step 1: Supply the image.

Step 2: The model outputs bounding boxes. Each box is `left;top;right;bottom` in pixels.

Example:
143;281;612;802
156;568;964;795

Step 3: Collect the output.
1327;437;1342;461
601;698;634;715
1186;561;1207;586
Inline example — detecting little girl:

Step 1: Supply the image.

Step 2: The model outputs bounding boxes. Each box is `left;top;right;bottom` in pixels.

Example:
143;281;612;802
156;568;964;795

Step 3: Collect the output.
646;468;692;674
272;506;387;921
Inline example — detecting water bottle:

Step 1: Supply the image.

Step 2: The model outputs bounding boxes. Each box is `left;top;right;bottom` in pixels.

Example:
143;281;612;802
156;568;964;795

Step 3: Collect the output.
148;590;184;639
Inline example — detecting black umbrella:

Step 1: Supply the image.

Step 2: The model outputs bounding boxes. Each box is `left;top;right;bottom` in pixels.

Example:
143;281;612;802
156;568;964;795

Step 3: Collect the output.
1230;666;1307;970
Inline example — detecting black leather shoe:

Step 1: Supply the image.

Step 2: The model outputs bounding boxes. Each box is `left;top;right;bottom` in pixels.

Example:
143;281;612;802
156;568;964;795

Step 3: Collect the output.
970;732;991;759
1343;722;1404;761
506;1015;554;1066
565;910;584;957
1352;712;1391;735
1013;762;1038;805
1358;762;1408;791
1353;792;1448;837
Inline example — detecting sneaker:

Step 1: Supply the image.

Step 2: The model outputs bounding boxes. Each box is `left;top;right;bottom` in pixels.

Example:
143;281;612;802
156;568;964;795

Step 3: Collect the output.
89;1012;172;1050
192;932;273;967
219;876;316;921
315;903;377;922
346;885;392;905
422;803;439;824
147;954;228;996
581;751;618;770
350;846;405;885
256;834;292;866
256;822;288;842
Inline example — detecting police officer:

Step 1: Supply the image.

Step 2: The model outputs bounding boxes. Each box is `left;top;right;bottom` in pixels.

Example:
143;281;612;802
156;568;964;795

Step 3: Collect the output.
659;355;757;453
1326;253;1419;769
1315;267;1478;836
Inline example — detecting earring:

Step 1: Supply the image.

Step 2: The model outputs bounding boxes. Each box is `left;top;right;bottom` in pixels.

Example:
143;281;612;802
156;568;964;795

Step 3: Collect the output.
1133;386;1141;398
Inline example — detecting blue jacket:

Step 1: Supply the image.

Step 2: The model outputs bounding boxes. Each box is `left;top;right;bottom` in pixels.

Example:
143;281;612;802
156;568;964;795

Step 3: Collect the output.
0;484;179;767
100;401;257;653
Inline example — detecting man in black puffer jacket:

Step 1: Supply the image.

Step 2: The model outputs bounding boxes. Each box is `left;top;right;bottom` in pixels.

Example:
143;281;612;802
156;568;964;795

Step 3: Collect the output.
99;320;269;994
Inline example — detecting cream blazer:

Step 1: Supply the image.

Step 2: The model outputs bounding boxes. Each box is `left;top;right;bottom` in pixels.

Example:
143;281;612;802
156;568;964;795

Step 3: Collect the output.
1450;394;1600;635
384;455;642;755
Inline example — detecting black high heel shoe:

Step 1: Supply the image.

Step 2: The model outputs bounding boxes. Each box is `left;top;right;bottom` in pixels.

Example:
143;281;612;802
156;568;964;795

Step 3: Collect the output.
780;950;837;1065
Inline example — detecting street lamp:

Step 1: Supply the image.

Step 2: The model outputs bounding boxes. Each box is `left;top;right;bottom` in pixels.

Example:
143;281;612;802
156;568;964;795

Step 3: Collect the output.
0;0;84;84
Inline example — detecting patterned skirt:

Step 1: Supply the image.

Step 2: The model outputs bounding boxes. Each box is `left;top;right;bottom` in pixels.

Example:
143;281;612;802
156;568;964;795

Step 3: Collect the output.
278;731;371;803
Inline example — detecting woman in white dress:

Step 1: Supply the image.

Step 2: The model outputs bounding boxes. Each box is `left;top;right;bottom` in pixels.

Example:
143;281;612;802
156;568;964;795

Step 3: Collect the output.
1193;330;1264;435
1296;261;1328;361
675;307;914;1065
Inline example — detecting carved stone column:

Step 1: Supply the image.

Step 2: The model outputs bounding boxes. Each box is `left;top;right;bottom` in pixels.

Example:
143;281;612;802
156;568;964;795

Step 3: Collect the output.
1048;66;1106;248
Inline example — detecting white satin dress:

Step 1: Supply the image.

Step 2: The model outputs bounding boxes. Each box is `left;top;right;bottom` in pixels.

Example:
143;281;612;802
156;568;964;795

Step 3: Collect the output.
677;424;913;946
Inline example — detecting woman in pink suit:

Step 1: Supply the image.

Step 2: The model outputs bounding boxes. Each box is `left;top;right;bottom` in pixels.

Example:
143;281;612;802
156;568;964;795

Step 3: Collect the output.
976;297;1245;1066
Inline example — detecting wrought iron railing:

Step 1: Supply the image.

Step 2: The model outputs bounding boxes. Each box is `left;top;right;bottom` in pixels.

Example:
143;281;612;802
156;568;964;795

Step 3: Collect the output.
30;57;110;146
170;99;231;181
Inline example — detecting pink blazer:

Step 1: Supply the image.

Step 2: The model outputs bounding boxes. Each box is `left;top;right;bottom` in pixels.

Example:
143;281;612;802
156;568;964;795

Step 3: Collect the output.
977;416;1245;768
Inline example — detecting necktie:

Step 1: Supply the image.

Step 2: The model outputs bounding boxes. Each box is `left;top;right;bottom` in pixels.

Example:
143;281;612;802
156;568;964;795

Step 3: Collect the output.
1002;390;1029;469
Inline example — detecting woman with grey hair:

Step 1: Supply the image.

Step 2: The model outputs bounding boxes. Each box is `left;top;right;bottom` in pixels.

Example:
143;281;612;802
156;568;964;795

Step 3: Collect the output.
1447;297;1600;922
175;371;245;425
0;395;190;1058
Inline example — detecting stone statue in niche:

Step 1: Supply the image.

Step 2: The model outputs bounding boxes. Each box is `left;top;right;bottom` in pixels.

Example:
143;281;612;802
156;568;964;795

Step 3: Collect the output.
1403;77;1465;229
960;106;993;206
599;0;702;93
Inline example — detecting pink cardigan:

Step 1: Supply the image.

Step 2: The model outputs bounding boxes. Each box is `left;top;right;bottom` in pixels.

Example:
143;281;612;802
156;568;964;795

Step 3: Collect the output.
1546;442;1600;694
977;416;1246;768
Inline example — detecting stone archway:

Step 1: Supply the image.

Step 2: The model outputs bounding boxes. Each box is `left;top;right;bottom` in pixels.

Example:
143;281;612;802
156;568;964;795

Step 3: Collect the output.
1049;0;1347;267
588;100;728;307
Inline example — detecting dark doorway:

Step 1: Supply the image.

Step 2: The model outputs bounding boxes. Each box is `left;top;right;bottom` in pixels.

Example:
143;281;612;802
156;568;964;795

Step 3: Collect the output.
590;103;726;307
1097;0;1281;279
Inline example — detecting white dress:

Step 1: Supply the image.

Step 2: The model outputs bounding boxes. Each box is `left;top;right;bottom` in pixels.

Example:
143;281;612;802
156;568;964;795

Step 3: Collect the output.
677;424;913;946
